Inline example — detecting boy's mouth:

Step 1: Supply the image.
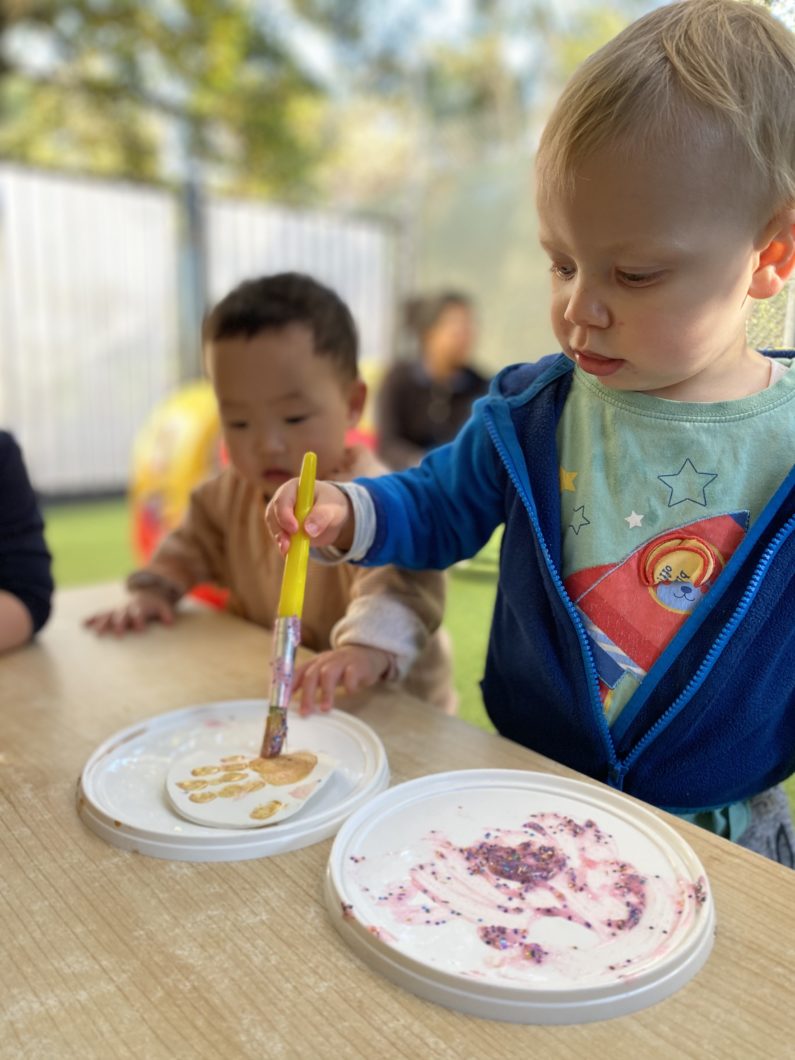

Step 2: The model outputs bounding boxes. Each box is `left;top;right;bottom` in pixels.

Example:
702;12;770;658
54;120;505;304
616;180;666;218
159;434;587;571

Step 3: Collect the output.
261;468;293;484
573;349;625;377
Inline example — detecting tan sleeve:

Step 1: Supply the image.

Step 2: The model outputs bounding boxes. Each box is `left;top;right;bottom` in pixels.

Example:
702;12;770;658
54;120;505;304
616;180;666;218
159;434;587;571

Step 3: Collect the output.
128;476;228;598
326;446;447;675
330;564;446;679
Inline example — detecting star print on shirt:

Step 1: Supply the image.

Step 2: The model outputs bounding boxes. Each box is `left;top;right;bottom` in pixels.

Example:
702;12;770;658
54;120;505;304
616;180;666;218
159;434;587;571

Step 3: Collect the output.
560;467;578;492
569;506;590;534
625;511;644;528
657;459;717;507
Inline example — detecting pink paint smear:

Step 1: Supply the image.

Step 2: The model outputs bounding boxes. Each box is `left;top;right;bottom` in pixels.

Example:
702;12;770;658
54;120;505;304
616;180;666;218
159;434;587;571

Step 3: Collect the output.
349;812;707;983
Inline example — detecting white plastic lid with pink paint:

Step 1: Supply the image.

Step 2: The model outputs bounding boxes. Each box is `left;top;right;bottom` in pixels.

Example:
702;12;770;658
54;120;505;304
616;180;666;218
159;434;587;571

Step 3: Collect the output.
325;769;715;1023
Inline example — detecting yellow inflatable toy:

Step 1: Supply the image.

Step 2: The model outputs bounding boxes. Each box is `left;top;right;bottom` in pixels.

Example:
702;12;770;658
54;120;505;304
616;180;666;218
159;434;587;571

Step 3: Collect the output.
130;379;227;607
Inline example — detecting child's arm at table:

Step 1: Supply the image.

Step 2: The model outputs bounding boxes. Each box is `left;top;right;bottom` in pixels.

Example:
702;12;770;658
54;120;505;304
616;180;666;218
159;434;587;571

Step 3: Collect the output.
84;479;226;636
291;563;446;713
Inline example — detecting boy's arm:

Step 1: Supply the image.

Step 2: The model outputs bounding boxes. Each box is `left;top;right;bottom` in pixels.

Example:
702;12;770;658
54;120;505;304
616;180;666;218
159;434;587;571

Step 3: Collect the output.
85;477;227;635
130;477;228;600
330;564;446;680
288;442;452;714
268;402;504;569
355;407;505;570
291;562;447;714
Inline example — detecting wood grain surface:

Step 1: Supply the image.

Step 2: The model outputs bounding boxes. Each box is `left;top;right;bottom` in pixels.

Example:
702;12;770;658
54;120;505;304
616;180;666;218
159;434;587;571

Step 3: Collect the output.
1;583;792;1059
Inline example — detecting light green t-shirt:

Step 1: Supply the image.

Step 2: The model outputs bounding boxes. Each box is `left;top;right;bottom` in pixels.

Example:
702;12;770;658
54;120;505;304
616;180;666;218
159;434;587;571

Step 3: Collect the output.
556;360;795;728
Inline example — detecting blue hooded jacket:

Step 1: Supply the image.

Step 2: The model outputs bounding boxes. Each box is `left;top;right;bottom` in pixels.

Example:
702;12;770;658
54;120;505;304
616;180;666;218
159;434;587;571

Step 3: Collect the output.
358;353;795;815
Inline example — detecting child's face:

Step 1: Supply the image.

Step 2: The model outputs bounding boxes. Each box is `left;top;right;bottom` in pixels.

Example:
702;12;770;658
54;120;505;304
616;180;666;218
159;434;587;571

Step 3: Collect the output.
425;304;477;372
537;145;769;401
207;323;364;497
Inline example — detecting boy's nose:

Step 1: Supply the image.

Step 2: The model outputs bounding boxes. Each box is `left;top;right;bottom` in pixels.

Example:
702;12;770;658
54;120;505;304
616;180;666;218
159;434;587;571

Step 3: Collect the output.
563;281;610;329
255;430;287;457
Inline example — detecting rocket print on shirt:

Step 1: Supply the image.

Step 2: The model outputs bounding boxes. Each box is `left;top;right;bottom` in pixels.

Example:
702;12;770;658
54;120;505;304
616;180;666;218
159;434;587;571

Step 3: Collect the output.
565;511;749;703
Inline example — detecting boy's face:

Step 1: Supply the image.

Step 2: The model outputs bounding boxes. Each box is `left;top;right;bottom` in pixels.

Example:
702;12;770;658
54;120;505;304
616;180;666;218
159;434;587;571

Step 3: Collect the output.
537;144;770;401
207;322;364;497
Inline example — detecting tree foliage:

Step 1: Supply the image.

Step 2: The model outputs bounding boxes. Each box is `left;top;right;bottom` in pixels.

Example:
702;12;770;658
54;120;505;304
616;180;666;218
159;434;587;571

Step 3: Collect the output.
0;0;654;203
0;1;326;197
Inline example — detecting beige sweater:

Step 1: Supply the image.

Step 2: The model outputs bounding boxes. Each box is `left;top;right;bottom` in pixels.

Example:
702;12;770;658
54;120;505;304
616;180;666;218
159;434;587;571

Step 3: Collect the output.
130;446;453;710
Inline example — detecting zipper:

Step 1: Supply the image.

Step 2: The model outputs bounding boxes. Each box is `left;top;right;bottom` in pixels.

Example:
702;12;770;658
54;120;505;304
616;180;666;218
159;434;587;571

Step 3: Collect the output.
482;408;620;775
622;511;795;771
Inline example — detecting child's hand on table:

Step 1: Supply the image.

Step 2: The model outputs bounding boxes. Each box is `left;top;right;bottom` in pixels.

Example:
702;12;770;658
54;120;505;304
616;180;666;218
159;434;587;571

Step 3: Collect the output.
83;590;176;636
292;644;395;714
266;479;354;555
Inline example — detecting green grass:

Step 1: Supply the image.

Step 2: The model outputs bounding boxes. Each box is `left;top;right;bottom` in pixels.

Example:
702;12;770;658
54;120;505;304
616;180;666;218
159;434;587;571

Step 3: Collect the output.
43;499;794;818
44;498;135;588
446;546;499;732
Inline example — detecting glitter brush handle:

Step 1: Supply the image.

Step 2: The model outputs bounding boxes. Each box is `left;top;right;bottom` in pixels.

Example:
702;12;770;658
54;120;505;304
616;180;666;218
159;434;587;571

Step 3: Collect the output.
260;451;317;758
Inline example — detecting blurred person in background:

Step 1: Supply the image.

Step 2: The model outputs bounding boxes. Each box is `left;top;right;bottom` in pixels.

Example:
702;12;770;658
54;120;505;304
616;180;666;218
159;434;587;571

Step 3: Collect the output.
0;432;54;653
377;291;490;469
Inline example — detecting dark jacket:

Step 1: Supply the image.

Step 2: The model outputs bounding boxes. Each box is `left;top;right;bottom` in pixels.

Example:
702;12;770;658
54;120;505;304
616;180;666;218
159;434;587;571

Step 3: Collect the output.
0;431;53;633
376;361;490;470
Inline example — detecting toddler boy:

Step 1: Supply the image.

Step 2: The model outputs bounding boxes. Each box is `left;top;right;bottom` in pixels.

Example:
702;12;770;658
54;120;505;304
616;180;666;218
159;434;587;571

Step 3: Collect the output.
268;0;795;863
87;273;453;713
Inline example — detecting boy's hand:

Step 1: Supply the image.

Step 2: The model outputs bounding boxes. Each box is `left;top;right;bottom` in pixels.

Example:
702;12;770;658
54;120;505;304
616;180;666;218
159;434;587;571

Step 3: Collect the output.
83;590;176;637
266;480;354;555
292;645;395;715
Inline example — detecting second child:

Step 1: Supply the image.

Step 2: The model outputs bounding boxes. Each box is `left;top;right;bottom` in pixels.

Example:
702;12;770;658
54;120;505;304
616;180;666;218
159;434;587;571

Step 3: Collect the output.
86;273;454;714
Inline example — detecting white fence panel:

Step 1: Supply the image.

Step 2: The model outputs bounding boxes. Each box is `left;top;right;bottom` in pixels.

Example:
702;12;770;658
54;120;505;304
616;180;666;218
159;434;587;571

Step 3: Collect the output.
0;165;180;493
0;167;399;495
205;198;397;365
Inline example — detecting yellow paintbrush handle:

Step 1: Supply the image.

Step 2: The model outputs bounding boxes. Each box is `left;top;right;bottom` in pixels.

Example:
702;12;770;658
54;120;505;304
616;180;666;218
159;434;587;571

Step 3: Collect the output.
276;451;317;619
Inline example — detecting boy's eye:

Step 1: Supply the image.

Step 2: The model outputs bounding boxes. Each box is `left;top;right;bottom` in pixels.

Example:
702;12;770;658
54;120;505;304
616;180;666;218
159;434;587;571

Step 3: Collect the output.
550;263;576;281
226;420;248;430
285;415;309;425
617;270;663;287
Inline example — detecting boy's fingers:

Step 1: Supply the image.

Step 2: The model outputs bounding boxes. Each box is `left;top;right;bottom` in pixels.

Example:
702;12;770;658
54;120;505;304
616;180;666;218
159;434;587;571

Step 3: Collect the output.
91;612;116;633
343;662;364;694
299;665;321;715
153;601;175;625
303;505;337;539
269;482;300;533
291;661;308;690
317;664;340;712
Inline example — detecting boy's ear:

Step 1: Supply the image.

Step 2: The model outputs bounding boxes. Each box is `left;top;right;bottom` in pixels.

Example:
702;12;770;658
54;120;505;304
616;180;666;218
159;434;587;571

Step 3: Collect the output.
346;377;367;427
749;213;795;300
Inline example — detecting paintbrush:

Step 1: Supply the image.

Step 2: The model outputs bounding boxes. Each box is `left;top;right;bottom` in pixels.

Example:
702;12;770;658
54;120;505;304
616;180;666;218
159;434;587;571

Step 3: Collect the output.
260;450;317;758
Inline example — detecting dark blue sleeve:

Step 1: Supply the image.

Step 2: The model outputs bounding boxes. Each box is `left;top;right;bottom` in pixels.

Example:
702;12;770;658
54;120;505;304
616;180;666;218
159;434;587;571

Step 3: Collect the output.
356;400;506;570
0;432;54;633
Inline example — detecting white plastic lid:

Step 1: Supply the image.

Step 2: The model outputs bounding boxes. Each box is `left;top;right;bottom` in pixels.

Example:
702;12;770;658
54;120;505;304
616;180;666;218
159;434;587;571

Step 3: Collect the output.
326;769;715;1023
78;699;389;861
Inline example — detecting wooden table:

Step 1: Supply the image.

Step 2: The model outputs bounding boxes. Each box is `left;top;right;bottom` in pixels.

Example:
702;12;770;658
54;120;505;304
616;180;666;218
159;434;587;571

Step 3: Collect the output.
2;583;793;1059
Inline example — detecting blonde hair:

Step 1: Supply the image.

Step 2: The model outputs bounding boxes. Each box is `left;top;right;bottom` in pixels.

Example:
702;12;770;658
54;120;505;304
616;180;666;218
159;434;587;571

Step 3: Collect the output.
536;0;795;220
